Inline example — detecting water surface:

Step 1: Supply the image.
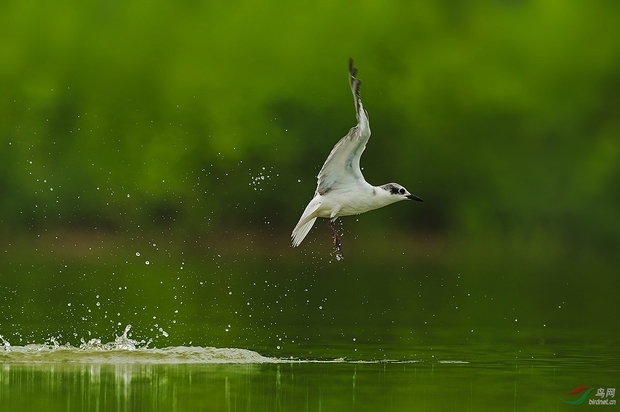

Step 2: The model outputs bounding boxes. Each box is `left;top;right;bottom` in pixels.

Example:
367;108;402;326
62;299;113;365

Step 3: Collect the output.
1;337;617;411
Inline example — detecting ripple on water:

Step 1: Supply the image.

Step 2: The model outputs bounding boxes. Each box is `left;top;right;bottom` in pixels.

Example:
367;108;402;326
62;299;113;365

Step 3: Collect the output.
0;326;446;365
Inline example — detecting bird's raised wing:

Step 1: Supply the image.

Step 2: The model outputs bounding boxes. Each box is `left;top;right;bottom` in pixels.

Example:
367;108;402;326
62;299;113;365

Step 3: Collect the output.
316;58;371;195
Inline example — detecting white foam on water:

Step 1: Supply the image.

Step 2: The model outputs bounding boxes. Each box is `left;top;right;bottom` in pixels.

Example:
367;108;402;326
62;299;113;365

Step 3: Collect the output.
0;325;279;364
0;344;280;364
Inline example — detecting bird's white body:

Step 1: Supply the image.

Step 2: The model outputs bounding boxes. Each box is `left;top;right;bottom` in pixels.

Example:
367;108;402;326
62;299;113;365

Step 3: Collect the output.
291;59;422;248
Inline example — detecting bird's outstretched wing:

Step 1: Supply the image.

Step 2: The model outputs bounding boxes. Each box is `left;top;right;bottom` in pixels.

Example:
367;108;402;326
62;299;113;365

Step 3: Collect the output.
316;58;371;195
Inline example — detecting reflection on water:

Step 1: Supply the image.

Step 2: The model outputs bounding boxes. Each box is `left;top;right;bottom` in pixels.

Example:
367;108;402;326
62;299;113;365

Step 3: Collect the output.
1;344;618;412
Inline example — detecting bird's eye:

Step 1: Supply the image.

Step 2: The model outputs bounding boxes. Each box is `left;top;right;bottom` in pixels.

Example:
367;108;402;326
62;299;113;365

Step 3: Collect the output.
399;188;405;195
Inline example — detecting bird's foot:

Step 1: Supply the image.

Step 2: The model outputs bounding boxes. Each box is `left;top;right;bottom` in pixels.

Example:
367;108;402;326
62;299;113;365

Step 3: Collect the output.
333;232;342;252
328;220;344;259
332;234;344;261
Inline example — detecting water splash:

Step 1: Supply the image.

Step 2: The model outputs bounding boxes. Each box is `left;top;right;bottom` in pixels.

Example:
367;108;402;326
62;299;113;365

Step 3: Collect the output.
0;328;439;365
79;325;150;351
248;166;276;192
0;326;278;364
330;249;344;262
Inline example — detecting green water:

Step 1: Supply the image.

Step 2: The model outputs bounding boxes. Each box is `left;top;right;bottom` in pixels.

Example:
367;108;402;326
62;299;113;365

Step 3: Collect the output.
1;234;619;411
1;344;618;411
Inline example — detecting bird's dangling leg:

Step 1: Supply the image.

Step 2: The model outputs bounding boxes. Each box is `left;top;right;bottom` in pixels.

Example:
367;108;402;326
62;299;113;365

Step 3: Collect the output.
327;219;343;255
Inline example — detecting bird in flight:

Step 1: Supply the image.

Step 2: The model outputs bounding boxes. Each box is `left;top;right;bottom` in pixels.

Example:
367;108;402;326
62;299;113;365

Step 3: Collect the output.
291;58;423;254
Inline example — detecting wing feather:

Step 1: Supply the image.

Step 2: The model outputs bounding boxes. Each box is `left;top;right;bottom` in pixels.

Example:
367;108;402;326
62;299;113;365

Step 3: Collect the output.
316;58;371;195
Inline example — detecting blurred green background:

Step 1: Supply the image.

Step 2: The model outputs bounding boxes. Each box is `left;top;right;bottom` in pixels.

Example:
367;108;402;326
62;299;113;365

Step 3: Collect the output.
1;0;619;354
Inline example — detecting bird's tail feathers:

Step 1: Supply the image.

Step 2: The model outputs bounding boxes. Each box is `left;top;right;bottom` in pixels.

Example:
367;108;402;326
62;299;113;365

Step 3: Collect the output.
292;200;321;247
291;217;317;247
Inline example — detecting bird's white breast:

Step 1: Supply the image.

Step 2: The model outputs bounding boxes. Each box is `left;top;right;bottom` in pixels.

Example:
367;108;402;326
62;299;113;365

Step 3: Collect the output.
315;183;395;219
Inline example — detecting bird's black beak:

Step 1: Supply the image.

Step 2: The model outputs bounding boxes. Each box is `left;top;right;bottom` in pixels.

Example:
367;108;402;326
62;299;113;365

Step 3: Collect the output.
407;194;424;202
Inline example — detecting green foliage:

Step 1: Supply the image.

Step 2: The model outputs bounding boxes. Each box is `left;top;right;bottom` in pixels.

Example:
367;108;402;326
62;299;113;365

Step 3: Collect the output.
1;0;619;255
